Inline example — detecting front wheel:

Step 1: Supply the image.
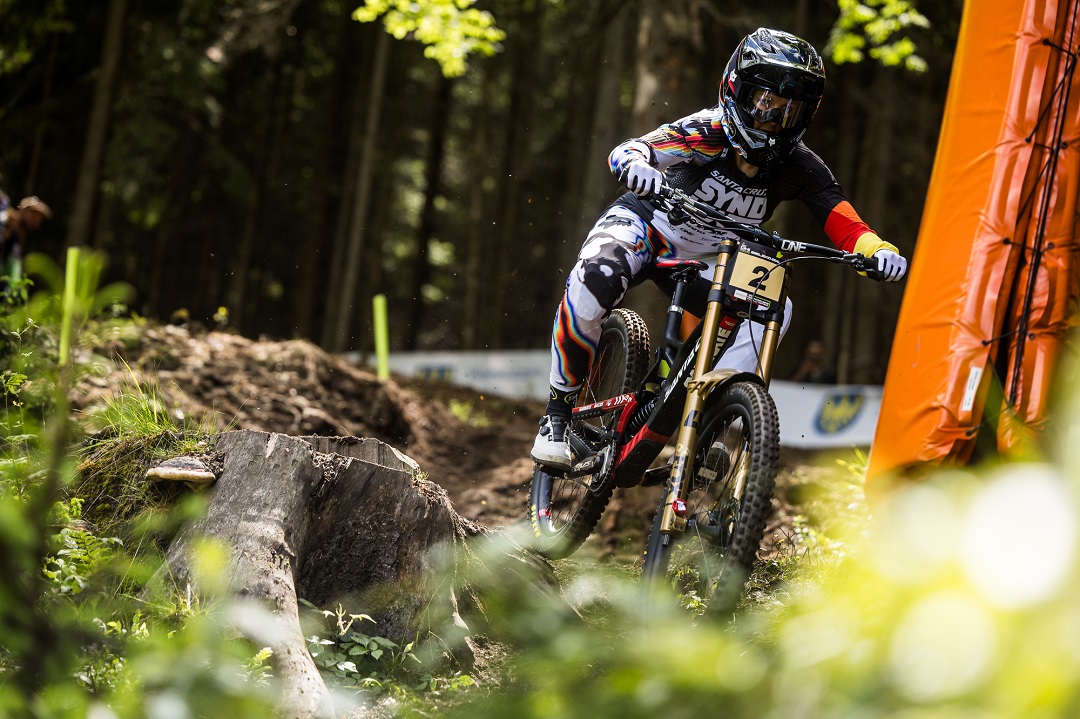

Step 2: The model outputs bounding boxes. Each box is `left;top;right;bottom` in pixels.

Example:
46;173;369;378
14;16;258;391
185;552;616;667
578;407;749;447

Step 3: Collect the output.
528;308;650;559
640;380;779;614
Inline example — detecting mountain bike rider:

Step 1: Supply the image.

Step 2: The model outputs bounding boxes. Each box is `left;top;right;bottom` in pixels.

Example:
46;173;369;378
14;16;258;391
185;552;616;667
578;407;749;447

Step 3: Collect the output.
531;27;908;470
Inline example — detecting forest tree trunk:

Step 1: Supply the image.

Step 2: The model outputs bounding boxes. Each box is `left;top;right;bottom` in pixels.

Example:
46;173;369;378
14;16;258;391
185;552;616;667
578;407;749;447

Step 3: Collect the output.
26;34;58;196
294;4;357;340
851;68;897;384
67;0;128;249
320;40;370;352
623;0;703;332
489;0;543;348
559;2;630;276
229;63;284;334
463;63;492;350
827;66;872;383
404;74;455;350
327;29;390;354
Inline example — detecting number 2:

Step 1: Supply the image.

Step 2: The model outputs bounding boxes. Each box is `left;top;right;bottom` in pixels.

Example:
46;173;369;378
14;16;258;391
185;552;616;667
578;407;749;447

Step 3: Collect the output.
749;265;770;292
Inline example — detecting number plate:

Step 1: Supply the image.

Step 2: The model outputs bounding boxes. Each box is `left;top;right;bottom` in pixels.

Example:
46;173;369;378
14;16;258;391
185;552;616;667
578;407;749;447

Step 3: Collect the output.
726;247;785;304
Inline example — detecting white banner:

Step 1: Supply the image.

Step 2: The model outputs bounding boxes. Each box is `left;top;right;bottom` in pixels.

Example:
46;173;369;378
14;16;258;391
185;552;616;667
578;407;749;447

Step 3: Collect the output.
353;349;552;402
352;350;880;449
768;380;882;449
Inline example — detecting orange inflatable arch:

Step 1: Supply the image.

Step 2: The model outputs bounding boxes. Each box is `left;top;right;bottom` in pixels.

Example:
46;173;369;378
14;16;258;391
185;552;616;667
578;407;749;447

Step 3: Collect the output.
868;0;1080;484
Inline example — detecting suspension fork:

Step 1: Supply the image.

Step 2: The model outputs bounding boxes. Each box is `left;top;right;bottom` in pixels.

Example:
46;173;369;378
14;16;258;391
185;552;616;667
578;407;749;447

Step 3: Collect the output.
657;241;783;535
753;319;783;389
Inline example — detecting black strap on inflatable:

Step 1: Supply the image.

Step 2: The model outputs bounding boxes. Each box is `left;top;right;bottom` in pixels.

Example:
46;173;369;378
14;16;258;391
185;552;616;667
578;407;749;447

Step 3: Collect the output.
1005;5;1080;409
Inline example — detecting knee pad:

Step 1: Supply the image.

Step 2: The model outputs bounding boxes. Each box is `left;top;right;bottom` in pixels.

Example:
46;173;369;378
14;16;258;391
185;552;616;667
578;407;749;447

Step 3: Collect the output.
580;253;632;311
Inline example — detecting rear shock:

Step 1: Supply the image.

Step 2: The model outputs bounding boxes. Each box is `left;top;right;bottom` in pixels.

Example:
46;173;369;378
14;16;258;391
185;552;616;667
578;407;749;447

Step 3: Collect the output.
623;395;658;437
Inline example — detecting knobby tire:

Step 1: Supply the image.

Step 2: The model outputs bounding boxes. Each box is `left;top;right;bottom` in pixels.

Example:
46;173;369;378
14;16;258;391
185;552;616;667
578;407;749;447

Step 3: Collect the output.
528;308;651;559
640;380;779;614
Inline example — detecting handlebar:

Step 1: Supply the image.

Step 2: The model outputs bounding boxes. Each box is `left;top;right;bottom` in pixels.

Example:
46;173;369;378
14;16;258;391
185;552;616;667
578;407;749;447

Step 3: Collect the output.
652;184;885;281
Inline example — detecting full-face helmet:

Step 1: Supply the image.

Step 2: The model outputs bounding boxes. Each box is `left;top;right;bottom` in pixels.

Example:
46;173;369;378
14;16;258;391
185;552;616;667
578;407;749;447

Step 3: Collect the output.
720;28;826;168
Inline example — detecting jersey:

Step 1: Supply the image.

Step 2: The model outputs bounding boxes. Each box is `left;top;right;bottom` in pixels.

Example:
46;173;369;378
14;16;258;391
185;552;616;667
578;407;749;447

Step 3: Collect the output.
607;107;878;258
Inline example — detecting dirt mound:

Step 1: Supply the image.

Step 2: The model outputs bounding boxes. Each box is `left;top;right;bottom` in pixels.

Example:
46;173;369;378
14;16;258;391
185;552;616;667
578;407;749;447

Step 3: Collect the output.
80;324;543;529
78;323;834;566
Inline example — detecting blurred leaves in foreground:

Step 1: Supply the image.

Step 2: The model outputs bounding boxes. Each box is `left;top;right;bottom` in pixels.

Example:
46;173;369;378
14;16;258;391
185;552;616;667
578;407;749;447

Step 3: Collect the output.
6;250;1080;717
426;367;1080;719
436;454;1080;718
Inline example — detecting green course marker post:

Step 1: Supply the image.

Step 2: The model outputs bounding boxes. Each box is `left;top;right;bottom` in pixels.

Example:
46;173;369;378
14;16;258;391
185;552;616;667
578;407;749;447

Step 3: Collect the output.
59;246;80;366
372;293;390;380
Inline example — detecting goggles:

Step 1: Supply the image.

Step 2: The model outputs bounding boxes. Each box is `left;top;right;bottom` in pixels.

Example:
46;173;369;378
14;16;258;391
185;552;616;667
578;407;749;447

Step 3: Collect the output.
743;87;812;132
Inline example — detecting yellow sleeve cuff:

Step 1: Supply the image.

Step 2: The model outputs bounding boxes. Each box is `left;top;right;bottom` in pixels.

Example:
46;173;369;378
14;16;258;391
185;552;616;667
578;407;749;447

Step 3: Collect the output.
853;232;899;257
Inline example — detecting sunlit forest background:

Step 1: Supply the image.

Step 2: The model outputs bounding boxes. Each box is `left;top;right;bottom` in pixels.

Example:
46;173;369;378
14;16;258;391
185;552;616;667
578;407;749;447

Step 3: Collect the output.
12;4;1080;719
1;0;962;383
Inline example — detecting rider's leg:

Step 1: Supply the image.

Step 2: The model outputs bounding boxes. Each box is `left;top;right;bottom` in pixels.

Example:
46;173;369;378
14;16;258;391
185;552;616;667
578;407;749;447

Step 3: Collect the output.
533;206;661;469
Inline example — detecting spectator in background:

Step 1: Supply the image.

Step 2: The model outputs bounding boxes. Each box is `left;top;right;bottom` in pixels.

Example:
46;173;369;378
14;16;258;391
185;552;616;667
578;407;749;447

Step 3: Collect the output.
788;338;837;384
1;195;52;286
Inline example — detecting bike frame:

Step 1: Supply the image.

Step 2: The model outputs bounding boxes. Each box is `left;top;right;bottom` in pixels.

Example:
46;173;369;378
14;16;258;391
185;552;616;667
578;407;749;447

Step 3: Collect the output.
568;187;877;540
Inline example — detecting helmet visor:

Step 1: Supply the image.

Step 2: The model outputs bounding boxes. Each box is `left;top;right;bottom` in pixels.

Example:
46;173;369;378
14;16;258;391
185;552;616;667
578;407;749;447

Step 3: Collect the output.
743;87;812;132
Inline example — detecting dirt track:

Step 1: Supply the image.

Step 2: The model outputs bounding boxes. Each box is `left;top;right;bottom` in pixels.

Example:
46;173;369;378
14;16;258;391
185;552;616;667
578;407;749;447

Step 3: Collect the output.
79;323;831;565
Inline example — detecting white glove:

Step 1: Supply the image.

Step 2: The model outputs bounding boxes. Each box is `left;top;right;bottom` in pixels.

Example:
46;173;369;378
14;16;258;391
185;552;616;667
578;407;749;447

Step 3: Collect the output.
623;159;663;197
875;249;908;282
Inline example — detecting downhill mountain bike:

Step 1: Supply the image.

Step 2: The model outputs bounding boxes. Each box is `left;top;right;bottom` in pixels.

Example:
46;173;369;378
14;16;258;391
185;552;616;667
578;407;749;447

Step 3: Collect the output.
528;183;885;612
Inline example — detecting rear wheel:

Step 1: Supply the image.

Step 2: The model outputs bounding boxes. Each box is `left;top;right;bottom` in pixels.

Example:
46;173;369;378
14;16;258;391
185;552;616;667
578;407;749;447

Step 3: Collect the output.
528;308;650;559
640;380;778;614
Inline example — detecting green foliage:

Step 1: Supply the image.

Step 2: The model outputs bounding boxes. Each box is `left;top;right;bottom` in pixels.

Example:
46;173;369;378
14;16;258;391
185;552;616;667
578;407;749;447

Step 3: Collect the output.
72;431;195;542
1;272;32;307
425;440;1080;719
19;518;279;715
0;249;277;717
301;600;474;699
828;0;931;73
72;347;231;539
7;228;1080;719
43;524;123;598
0;251;137;502
660;451;871;614
448;398;491;427
80;358;175;440
354;0;505;77
0;320;41;486
16;251;136;372
243;645;275;686
0;0;73;76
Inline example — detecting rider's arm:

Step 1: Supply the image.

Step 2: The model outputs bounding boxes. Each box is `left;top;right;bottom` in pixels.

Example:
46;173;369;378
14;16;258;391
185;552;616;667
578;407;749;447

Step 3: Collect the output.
787;145;900;255
823;201;899;256
608;109;728;179
819;195;906;281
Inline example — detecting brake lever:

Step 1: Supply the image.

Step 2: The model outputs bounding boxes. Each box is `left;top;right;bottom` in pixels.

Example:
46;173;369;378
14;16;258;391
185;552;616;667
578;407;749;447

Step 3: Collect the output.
847;253;886;281
864;266;886;282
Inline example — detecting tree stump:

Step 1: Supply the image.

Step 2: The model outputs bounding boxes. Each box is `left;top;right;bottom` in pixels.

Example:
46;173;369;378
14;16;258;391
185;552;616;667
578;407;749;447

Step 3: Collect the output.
153;429;552;719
